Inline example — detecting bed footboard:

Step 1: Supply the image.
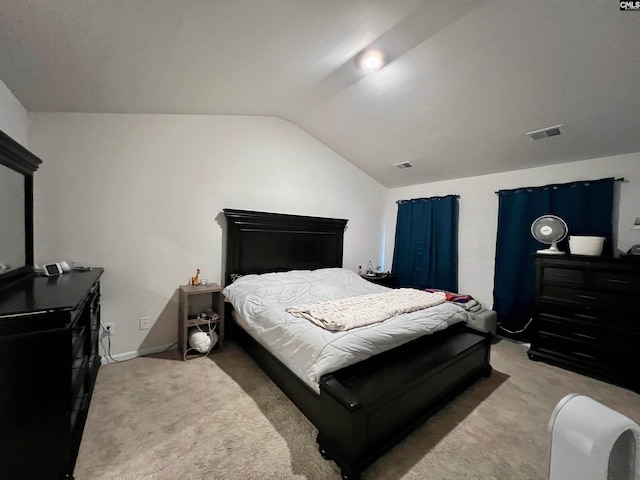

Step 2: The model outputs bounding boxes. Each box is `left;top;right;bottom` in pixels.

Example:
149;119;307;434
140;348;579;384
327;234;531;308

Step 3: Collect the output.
316;326;492;479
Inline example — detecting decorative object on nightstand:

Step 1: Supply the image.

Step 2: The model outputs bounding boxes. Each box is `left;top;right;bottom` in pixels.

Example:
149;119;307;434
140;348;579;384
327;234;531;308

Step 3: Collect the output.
190;268;200;286
179;283;225;360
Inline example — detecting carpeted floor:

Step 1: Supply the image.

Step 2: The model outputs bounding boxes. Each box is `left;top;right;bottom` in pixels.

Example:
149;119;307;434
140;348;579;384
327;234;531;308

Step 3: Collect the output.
75;338;640;480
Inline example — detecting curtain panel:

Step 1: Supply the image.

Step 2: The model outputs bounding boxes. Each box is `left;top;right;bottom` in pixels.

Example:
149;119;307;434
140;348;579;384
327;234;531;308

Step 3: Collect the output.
392;195;459;292
493;177;615;340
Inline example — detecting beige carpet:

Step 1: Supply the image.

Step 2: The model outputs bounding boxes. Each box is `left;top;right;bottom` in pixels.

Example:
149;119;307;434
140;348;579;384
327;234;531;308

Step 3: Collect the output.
75;339;640;480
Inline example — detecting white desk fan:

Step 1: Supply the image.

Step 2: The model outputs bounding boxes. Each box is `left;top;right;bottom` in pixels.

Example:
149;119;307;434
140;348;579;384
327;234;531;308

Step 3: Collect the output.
531;215;568;254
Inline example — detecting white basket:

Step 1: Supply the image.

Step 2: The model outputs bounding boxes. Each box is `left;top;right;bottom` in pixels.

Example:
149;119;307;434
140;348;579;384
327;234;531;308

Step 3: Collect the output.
569;235;605;256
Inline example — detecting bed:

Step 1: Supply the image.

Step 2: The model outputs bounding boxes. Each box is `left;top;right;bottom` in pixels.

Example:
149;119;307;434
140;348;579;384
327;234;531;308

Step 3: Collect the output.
222;209;492;480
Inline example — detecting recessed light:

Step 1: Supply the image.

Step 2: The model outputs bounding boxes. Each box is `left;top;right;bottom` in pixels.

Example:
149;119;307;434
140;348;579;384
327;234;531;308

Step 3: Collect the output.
358;49;386;73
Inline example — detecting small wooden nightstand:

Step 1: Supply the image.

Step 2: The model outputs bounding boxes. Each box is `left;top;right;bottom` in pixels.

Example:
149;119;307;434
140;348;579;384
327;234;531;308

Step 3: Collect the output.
360;273;399;288
178;283;225;360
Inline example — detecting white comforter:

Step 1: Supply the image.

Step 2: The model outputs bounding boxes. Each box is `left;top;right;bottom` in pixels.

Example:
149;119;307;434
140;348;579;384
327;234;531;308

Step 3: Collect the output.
222;268;470;392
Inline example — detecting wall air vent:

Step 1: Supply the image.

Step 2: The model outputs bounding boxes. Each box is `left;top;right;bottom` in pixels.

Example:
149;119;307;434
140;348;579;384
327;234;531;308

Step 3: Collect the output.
393;161;413;170
526;125;562;141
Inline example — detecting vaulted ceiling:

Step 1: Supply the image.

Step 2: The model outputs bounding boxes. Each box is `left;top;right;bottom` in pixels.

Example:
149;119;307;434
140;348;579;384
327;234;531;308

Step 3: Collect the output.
1;1;639;187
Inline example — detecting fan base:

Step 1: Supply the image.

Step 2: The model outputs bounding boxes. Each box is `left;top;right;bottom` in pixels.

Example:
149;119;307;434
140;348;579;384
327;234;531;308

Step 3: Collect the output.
537;248;566;255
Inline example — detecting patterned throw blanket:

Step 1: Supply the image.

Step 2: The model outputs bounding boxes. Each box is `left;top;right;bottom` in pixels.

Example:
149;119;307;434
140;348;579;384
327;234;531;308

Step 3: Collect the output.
286;288;447;331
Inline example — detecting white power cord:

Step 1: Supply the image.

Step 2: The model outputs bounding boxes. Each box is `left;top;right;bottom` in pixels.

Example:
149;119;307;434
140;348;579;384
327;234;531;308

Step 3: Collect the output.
498;317;533;335
100;321;123;363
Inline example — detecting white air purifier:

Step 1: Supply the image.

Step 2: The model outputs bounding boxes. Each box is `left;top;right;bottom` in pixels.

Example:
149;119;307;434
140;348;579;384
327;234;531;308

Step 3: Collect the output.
188;327;218;353
549;393;640;480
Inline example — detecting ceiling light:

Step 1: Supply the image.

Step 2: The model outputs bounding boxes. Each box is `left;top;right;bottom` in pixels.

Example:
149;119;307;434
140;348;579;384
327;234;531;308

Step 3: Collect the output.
358;50;386;73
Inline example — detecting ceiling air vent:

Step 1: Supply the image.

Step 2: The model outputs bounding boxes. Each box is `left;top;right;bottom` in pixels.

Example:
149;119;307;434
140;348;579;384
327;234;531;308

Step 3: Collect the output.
526;125;562;141
393;161;413;170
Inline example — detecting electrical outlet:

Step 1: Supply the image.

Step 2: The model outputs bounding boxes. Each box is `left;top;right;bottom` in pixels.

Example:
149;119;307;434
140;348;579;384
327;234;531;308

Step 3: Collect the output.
139;317;151;330
104;322;114;335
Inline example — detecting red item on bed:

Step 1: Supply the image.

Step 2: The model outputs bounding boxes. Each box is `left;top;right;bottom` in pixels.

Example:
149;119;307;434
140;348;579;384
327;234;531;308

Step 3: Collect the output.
423;288;472;303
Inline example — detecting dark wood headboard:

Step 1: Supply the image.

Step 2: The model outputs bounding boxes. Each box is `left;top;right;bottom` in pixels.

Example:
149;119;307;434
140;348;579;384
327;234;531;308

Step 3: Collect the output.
223;209;348;285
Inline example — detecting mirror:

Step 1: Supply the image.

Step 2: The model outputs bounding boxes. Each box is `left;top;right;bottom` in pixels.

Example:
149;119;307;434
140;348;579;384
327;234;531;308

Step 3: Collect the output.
0;163;26;274
0;130;42;288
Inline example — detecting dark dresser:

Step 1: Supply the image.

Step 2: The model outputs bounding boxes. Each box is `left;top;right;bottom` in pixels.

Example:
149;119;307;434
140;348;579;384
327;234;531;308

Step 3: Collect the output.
528;255;639;392
0;269;103;479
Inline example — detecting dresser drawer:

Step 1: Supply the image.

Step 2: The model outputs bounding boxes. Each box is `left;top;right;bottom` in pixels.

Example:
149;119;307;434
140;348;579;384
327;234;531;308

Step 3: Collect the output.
538;301;637;333
535;315;637;353
71;357;88;399
533;334;634;368
591;270;640;293
71;325;86;360
541;267;585;286
539;285;629;308
69;384;87;436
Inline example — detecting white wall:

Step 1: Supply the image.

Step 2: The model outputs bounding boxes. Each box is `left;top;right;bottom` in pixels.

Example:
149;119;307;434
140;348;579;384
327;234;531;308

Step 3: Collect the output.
22;108;640;359
29;113;386;359
384;153;640;308
0;79;28;146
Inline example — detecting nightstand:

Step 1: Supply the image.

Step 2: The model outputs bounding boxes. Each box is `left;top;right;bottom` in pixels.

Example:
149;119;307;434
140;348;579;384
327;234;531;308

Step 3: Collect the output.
360;273;399;288
178;284;225;360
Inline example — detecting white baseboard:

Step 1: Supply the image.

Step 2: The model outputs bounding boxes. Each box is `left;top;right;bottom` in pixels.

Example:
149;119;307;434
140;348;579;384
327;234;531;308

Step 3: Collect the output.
100;342;178;365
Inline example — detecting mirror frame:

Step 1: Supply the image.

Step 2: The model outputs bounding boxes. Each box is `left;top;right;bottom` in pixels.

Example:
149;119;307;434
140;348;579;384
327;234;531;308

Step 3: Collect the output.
0;130;42;289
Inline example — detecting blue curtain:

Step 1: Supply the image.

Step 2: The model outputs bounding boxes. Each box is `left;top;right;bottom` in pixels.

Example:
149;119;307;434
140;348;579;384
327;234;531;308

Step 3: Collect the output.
493;177;615;340
392;195;459;291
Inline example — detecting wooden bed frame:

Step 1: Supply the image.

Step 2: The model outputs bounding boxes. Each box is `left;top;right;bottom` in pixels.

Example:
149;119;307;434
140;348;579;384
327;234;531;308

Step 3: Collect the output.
223;209;492;480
